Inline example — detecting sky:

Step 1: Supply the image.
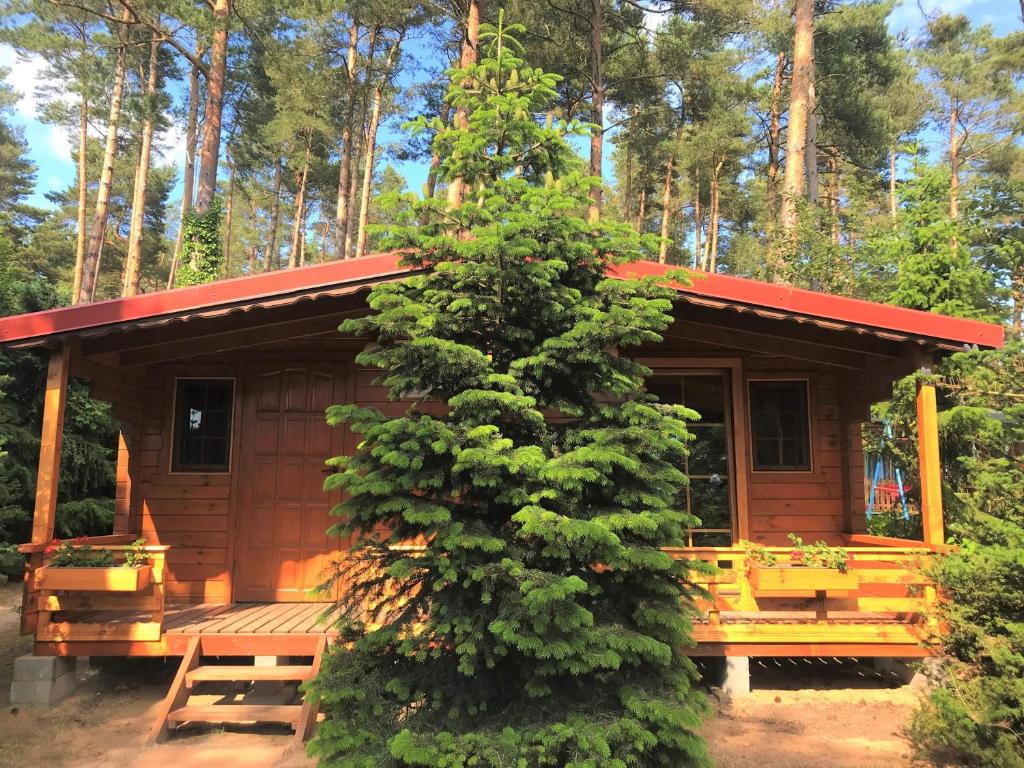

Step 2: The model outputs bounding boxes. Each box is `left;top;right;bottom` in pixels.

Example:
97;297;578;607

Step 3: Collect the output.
0;0;1017;212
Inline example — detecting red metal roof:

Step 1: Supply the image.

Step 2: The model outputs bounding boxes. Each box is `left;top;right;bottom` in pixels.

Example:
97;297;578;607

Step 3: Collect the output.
0;251;1004;349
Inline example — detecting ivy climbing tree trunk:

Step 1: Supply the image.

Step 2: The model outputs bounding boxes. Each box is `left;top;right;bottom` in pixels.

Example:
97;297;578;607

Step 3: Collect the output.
168;40;203;289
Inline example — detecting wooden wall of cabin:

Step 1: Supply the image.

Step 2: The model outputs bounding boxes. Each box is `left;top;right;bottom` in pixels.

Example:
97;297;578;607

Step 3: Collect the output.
115;360;240;605
105;334;871;604
741;357;864;546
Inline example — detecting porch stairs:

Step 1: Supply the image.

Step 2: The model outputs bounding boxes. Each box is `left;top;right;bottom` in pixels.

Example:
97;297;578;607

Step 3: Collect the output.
147;635;327;745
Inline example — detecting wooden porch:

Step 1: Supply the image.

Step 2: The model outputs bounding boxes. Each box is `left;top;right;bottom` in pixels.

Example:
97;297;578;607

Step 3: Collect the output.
25;533;941;659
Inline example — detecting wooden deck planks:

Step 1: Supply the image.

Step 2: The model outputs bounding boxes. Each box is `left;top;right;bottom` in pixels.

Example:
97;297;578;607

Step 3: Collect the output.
162;602;337;637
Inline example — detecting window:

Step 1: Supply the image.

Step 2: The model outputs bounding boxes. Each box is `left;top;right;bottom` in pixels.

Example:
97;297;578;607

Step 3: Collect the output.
648;373;733;547
749;380;811;471
172;379;234;472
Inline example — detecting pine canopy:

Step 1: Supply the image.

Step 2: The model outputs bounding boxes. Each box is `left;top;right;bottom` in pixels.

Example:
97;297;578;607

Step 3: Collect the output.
308;18;711;768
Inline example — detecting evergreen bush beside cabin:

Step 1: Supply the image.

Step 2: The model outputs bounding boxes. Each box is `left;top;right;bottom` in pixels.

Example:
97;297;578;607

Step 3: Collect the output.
307;20;710;768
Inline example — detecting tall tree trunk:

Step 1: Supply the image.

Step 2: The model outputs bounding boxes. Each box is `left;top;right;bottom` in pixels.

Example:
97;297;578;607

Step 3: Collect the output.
765;51;786;276
1011;265;1023;337
587;0;604;223
948;106;960;221
223;154;235;272
264;159;282;271
71;95;88;304
122;38;160;297
79;15;128;304
355;31;404;259
247;244;257;274
709;158;724;273
299;205;309;266
168;40;202;289
194;0;230;213
658;153;674;264
765;52;785;217
635;187;646;233
889;146;898;222
622;122;633;224
289;144;311;268
804;56;818;205
446;0;482;210
828;151;840;245
345;27;378;257
425;101;450;199
780;0;814;241
694;180;703;270
334;21;359;258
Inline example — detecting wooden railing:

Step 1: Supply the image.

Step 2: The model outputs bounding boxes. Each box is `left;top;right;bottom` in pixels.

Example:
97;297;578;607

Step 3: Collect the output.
19;535;169;643
665;535;942;652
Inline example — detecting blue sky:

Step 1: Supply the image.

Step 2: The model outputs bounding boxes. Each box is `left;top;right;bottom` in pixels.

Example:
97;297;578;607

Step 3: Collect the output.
0;0;1016;212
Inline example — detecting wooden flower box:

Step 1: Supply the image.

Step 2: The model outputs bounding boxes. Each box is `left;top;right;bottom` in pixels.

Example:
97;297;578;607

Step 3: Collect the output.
749;564;857;596
36;564;152;592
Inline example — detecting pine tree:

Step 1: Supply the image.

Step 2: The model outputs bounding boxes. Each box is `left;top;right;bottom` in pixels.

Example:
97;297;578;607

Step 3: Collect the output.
904;343;1024;768
308;17;710;767
872;157;999;320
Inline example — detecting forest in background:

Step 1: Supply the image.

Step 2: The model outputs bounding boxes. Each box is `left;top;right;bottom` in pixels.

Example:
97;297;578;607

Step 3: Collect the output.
0;0;1019;317
0;0;1021;764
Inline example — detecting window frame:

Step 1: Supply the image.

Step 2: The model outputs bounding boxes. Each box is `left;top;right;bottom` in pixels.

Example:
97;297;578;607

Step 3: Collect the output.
645;366;739;548
746;377;814;474
170;377;237;474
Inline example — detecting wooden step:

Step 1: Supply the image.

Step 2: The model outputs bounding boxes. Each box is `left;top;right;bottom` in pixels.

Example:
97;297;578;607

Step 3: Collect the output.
167;704;303;726
186;665;313;685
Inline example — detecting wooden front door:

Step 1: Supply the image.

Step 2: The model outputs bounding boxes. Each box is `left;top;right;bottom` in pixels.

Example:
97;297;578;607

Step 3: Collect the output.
233;363;350;602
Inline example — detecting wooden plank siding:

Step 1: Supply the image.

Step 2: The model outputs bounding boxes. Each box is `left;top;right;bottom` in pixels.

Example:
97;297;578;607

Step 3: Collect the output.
743;359;856;546
101;331;878;606
124;363;239;604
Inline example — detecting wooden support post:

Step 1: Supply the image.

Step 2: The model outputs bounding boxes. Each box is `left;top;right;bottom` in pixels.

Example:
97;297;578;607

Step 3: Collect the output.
31;346;70;545
916;378;945;546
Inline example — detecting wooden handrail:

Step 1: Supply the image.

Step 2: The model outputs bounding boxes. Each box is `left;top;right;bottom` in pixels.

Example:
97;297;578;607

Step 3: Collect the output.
844;533;954;553
19;533;139;554
17;536;169;552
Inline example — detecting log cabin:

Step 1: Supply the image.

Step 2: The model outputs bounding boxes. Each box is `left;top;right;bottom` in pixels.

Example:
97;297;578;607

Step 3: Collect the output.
0;252;1005;736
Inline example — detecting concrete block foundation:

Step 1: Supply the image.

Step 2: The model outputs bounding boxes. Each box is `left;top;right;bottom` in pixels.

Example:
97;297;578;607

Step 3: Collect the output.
9;655;79;706
721;656;751;696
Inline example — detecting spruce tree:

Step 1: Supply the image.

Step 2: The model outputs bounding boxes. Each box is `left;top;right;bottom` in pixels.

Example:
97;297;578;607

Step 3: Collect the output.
309;17;710;768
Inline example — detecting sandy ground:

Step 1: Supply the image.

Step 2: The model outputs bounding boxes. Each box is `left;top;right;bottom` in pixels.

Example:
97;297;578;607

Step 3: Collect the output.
0;582;924;768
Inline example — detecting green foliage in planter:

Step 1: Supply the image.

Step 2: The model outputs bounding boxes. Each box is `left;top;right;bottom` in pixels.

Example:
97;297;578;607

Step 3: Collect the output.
175;200;223;287
786;534;850;572
903;343;1024;768
46;539;114;568
307;17;710;768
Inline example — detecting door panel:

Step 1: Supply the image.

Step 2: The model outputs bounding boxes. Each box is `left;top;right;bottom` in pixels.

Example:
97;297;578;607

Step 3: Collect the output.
234;364;349;602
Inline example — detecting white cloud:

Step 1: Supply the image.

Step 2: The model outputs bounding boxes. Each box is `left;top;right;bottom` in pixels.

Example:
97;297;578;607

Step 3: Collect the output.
45;124;73;161
0;44;56;118
158;120;189;168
